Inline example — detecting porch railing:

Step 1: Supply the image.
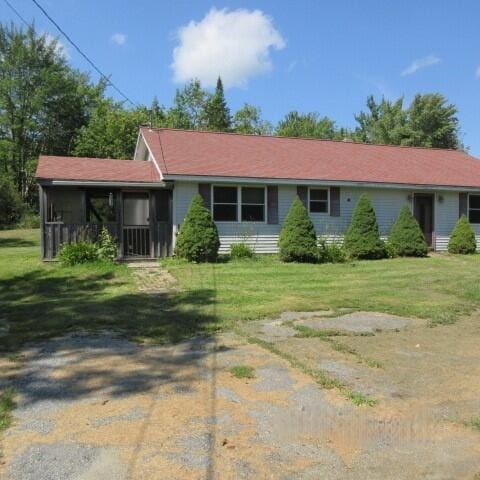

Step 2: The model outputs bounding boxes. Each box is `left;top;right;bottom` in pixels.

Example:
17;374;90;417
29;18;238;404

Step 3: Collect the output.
123;226;150;257
43;223;120;259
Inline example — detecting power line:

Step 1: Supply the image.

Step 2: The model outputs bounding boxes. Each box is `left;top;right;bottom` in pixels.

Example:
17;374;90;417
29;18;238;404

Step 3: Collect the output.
30;0;138;107
2;0;31;27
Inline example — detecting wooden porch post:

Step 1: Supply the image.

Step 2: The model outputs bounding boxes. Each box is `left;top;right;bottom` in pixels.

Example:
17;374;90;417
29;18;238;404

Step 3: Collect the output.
117;191;124;260
149;191;156;259
39;184;46;259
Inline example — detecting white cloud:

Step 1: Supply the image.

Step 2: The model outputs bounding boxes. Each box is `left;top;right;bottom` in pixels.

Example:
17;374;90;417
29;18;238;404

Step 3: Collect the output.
401;55;441;76
171;8;285;88
476;66;480;78
44;33;69;59
110;33;127;46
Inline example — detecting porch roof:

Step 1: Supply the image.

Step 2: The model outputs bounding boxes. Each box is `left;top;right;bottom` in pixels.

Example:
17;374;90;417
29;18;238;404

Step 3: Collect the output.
36;155;160;184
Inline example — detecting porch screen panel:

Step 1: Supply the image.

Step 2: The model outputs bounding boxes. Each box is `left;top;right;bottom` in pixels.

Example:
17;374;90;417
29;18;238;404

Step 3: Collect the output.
123;194;149;225
155;190;171;222
47;190;83;223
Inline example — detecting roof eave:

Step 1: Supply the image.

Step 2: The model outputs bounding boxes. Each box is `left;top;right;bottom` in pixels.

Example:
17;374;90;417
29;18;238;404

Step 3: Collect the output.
38;179;170;188
162;173;480;192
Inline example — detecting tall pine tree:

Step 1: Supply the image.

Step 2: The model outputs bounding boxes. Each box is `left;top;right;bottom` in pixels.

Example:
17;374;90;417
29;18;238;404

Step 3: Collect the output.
204;77;231;131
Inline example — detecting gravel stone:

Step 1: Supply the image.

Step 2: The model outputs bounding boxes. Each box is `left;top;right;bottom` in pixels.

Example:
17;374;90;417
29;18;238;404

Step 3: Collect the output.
253;365;295;392
216;386;242;403
94;406;146;427
300;312;413;333
6;442;126;480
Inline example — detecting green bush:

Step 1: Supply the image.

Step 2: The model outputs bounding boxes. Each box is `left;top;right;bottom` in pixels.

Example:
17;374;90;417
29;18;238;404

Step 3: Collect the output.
388;205;428;257
344;194;386;259
448;215;477;254
59;242;98;266
0;177;24;226
230;242;255;259
96;227;118;261
174;194;220;262
317;238;347;263
17;211;40;229
279;196;318;263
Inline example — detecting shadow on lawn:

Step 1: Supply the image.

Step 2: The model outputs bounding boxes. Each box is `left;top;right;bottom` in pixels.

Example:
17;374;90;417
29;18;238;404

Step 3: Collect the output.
0;264;226;477
0;267;219;352
0;237;37;248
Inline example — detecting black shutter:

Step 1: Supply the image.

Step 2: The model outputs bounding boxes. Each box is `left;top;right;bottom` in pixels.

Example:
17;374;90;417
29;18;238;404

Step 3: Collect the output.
198;183;211;210
330;187;340;217
459;192;468;218
297;185;308;208
267;186;279;224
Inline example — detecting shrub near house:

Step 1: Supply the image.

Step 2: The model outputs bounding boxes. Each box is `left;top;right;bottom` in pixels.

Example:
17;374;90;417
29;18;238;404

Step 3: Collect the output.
448;215;477;254
388;205;428;257
279;196;318;263
175;194;220;262
344;194;386;260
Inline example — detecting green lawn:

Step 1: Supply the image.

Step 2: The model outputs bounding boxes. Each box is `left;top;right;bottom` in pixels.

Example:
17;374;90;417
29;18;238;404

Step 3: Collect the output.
1;229;480;353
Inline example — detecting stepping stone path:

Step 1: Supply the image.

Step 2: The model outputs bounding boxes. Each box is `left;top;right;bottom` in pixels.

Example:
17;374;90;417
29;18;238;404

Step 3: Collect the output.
126;261;178;295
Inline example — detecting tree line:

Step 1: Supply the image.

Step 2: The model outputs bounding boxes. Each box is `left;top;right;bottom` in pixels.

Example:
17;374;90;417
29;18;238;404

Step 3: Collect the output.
0;22;462;216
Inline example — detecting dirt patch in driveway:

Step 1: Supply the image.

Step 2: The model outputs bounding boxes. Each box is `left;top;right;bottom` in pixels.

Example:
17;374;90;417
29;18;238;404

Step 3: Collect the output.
1;322;480;479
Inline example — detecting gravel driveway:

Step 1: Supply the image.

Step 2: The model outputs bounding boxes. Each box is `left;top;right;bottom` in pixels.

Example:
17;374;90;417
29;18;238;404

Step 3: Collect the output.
1;324;480;479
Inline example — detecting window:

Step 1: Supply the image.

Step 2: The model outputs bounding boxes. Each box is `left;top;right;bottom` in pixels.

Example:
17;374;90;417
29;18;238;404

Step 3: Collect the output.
86;192;116;223
469;195;480;223
241;187;265;222
309;188;329;213
213;186;237;221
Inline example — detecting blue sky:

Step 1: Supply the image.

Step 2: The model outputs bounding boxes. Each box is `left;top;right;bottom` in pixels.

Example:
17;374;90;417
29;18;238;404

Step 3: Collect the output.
2;0;480;155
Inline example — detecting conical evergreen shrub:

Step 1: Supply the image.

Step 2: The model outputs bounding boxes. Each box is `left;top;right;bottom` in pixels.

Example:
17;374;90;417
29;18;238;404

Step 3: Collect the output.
448;215;477;254
174;194;220;262
279;197;318;263
344;194;386;259
388;205;428;257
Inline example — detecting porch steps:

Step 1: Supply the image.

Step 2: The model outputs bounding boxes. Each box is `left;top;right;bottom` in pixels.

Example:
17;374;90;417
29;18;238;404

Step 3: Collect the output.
122;259;159;268
127;263;178;295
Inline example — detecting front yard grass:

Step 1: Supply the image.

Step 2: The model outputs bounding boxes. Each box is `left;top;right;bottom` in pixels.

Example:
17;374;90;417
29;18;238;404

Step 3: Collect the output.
1;228;480;355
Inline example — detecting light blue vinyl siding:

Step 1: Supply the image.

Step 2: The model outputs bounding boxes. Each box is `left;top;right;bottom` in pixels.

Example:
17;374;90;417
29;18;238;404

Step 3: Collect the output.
173;181;470;253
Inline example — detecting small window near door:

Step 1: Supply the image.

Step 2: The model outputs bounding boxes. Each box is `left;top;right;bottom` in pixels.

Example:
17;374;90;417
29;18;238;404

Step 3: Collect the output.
86;192;116;223
241;187;265;222
469;195;480;223
309;188;329;213
213;186;238;221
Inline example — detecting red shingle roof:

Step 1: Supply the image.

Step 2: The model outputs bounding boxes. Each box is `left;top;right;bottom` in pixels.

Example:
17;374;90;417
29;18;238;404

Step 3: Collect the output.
141;127;480;188
36;156;160;183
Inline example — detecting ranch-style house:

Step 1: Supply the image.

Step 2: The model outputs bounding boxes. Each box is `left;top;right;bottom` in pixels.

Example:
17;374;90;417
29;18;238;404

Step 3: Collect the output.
35;127;480;259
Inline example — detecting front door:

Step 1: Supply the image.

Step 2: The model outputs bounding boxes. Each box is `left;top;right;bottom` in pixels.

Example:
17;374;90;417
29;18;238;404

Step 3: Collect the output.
414;194;434;247
122;192;150;257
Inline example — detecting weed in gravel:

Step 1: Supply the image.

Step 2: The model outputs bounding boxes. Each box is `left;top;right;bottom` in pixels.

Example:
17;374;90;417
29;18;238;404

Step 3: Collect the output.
230;365;255;379
464;417;480;431
292;325;384;369
346;390;378;407
0;387;15;431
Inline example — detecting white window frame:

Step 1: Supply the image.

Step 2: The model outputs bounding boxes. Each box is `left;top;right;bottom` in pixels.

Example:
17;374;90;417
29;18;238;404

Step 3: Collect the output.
308;187;330;215
211;185;266;223
468;193;480;224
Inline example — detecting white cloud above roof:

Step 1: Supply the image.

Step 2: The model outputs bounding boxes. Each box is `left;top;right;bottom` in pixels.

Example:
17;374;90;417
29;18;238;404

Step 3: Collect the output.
401;55;441;76
171;8;285;88
110;33;127;46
